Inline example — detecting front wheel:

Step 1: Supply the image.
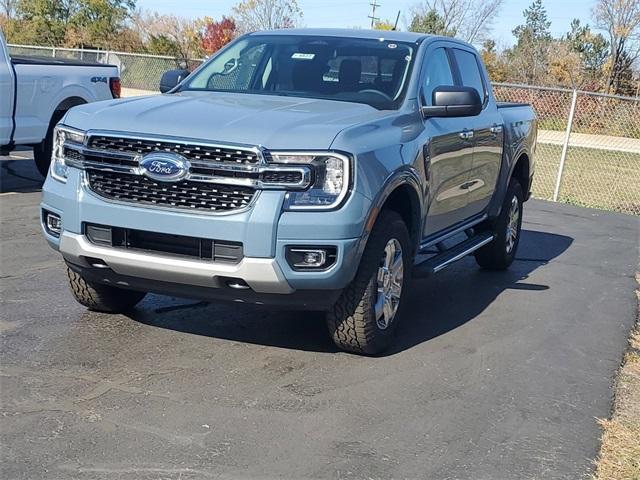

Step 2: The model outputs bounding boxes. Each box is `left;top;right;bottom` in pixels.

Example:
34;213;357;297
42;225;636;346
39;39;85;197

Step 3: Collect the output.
326;210;411;355
474;178;524;270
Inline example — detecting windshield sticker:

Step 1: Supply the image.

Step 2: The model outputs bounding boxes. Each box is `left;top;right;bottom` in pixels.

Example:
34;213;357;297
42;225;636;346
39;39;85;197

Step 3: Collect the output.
292;53;315;60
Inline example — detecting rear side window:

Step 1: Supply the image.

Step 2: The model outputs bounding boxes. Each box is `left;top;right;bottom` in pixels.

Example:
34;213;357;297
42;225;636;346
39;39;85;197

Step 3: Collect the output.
452;49;485;101
422;48;454;105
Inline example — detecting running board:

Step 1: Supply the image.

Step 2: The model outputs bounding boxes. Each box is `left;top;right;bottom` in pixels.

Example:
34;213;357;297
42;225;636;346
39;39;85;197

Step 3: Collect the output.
412;232;495;278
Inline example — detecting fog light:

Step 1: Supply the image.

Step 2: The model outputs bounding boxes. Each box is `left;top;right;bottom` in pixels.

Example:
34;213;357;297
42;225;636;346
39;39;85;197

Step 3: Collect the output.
44;211;62;237
298;250;326;267
285;246;337;271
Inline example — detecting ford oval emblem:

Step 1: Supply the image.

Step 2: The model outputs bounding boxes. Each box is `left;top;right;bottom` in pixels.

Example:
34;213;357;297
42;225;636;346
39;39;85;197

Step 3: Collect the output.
139;152;189;182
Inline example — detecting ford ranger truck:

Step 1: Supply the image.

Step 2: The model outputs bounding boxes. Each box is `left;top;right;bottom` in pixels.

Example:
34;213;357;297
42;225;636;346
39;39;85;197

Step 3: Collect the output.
0;31;120;176
40;29;537;355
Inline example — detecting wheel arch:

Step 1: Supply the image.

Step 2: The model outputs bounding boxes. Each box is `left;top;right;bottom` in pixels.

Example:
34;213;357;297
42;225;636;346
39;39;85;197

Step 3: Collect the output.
364;170;424;256
488;146;533;218
53;96;87;118
511;152;531;198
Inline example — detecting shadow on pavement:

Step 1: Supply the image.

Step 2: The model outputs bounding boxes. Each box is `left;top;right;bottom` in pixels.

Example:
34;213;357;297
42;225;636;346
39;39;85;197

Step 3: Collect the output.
128;229;574;355
390;229;573;354
0;154;45;194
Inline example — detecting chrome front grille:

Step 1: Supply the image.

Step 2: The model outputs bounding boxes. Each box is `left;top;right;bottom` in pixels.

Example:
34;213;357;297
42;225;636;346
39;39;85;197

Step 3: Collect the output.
87;170;256;212
64;132;311;213
88;135;260;165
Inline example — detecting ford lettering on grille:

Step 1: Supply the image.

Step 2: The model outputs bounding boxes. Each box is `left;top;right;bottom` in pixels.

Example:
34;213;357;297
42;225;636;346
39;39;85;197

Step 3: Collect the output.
139;152;189;182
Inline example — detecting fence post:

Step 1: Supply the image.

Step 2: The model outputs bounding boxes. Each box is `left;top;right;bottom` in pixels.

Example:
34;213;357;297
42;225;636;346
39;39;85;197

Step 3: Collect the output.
105;50;111;65
553;89;578;202
52;47;56;58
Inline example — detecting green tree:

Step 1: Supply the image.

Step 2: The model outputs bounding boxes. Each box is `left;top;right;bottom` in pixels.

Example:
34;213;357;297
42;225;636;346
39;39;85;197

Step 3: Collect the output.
408;9;455;36
68;0;135;48
6;0;136;48
565;19;609;88
510;0;552;84
146;34;181;57
12;0;77;45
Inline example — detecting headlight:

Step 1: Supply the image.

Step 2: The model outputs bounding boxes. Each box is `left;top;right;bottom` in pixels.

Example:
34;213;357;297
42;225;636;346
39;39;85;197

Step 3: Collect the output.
270;152;351;210
50;126;85;183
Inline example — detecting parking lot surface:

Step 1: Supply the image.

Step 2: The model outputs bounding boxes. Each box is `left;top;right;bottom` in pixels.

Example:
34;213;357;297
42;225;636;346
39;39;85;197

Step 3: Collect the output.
1;153;638;479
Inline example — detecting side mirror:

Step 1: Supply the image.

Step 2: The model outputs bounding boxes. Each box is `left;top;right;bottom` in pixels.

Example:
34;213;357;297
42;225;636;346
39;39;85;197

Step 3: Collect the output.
159;68;190;93
421;86;482;118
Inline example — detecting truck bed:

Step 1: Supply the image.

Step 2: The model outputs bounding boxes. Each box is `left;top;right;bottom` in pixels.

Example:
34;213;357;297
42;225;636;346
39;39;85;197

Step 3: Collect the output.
11;55;115;69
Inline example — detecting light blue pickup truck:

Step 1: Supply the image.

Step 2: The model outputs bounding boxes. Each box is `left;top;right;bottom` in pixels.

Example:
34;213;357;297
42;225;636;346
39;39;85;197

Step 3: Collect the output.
41;29;536;354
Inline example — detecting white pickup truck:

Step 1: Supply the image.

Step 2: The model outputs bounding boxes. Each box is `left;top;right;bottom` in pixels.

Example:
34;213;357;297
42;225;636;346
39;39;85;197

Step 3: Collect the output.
0;32;120;176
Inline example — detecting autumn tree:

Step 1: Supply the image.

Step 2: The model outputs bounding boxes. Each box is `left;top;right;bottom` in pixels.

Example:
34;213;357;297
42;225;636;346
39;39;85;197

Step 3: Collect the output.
480;39;507;81
232;0;302;34
374;19;395;30
593;0;640;94
408;0;503;42
546;39;582;87
201;16;236;54
133;11;203;59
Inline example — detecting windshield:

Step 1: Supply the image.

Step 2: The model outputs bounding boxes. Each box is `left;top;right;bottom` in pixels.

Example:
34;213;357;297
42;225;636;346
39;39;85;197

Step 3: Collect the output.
179;35;417;110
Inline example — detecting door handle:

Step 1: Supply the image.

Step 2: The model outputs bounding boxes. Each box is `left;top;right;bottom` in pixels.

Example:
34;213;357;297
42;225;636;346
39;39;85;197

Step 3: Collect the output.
490;125;503;135
459;130;474;140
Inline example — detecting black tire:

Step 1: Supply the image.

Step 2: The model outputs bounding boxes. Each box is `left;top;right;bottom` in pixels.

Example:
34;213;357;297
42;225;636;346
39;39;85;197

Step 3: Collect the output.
33;110;66;177
326;210;412;355
474;178;524;270
66;267;146;313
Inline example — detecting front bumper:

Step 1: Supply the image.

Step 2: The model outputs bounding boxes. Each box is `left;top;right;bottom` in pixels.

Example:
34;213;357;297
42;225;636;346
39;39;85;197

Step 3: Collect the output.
59;231;293;294
41;168;371;303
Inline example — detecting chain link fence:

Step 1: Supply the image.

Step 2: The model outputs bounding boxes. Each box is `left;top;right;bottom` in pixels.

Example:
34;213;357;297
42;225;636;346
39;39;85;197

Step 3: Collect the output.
8;44;205;91
8;45;640;215
494;83;640;216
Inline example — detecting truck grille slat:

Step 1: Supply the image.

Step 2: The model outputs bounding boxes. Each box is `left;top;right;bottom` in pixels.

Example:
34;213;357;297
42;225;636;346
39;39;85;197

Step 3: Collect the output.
87;170;255;212
88;136;259;165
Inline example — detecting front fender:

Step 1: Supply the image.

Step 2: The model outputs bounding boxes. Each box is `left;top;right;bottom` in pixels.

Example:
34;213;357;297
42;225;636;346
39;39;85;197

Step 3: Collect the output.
357;166;424;257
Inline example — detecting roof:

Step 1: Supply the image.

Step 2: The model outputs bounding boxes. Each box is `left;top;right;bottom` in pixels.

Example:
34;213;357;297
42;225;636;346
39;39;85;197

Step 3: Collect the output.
248;28;434;43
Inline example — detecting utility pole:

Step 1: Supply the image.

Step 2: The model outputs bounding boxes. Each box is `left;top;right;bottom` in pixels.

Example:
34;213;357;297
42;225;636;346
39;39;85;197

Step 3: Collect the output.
368;0;381;29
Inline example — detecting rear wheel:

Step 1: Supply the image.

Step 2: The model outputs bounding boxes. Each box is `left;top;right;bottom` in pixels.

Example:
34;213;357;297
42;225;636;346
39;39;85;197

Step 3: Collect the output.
326;210;411;355
474;178;524;270
67;267;146;313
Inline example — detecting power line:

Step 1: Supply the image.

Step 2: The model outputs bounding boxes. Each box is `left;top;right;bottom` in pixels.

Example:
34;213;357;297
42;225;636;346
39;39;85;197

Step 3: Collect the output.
368;0;381;29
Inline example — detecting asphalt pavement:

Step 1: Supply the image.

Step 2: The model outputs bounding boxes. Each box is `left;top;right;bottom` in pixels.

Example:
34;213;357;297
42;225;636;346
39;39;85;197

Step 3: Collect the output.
1;152;638;480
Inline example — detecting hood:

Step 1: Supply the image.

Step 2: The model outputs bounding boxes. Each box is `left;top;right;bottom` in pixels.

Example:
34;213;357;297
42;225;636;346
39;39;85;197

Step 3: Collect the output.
63;91;388;150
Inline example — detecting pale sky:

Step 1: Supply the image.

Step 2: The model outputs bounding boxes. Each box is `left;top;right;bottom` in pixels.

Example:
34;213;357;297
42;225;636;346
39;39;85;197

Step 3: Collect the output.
137;0;596;47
